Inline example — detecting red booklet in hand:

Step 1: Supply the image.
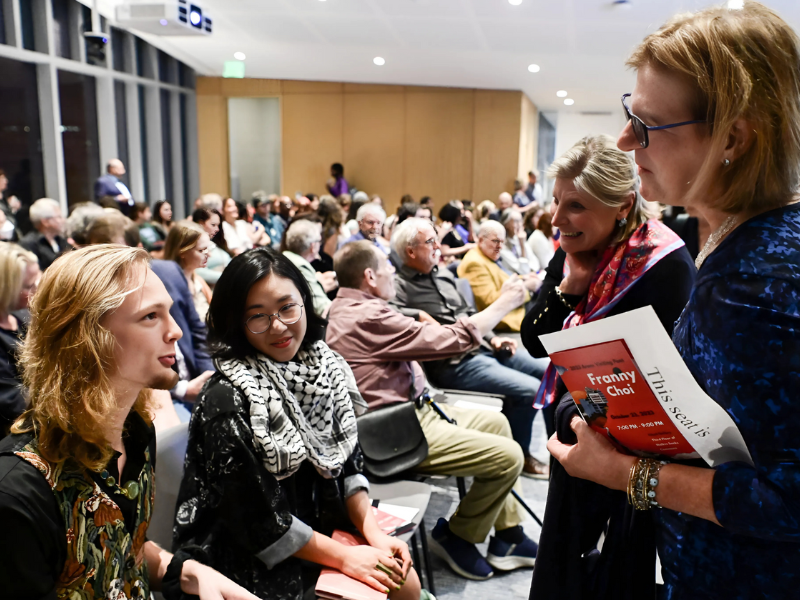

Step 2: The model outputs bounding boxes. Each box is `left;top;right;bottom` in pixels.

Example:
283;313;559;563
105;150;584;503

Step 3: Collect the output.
315;531;389;600
551;339;697;458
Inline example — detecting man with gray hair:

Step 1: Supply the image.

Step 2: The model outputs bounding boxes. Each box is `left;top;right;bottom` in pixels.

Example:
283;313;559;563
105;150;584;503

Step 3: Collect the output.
283;219;337;317
339;202;390;255
19;198;71;271
391;217;551;479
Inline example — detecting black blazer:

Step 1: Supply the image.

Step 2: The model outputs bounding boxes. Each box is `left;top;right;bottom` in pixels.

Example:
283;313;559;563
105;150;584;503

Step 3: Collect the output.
18;232;71;272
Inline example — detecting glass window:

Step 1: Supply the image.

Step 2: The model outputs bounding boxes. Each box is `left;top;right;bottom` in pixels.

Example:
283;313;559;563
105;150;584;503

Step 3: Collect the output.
160;89;173;202
111;27;127;72
58;70;100;207
114;81;129;173
158;50;172;83
0;57;45;209
20;0;35;51
51;0;72;59
180;93;190;208
135;37;153;78
178;62;196;89
138;84;149;202
0;1;7;46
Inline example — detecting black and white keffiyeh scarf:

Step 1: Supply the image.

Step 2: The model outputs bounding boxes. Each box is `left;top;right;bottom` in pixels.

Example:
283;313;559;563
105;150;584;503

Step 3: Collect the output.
217;341;360;480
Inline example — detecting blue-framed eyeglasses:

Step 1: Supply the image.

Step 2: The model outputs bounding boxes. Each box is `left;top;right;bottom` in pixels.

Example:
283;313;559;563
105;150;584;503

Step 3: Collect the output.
622;93;707;149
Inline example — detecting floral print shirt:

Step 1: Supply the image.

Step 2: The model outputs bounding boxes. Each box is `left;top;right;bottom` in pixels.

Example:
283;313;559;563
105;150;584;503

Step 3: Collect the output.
663;203;800;599
0;412;156;599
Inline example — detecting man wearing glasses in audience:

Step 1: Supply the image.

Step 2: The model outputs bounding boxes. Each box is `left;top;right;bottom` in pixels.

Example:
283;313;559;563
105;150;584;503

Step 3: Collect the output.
390;218;552;478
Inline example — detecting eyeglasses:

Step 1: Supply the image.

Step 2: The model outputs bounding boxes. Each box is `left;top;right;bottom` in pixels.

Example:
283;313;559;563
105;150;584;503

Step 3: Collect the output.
245;303;304;334
621;93;707;149
484;238;504;247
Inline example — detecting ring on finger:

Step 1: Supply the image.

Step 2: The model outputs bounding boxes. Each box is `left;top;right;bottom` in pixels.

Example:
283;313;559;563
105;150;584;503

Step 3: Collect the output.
375;563;394;577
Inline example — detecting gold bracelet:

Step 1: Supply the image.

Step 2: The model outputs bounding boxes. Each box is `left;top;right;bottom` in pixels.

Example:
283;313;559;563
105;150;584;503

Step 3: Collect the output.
555;286;578;310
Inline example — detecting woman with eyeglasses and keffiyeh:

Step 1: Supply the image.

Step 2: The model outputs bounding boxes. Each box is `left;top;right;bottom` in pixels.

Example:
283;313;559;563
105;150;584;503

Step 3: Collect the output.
167;247;422;600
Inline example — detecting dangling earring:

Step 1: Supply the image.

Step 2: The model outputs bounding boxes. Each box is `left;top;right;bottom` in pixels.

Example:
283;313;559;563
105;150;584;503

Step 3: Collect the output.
723;158;731;166
618;217;628;228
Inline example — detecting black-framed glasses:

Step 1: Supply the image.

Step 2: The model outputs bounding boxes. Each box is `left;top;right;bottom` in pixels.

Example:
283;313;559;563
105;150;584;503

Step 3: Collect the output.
245;303;304;334
621;93;707;149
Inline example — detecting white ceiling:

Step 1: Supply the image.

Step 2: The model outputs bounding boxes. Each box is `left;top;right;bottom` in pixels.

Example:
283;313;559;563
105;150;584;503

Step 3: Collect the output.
117;0;800;113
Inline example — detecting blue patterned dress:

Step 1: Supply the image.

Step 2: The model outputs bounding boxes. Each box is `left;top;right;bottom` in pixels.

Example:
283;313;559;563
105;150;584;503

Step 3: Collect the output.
664;203;800;598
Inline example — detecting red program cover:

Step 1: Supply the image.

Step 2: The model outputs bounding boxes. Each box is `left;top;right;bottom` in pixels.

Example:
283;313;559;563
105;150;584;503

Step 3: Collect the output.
550;339;695;458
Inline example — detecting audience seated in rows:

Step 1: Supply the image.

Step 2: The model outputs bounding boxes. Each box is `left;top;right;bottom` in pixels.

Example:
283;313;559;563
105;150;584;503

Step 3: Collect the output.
390;218;551;477
327;240;540;581
131;201;163;252
283;219;336;317
527;211;556;269
18;198;71;271
251;191;283;250
458;220;540;332
0;243;39;435
438;201;475;262
151;199;173;241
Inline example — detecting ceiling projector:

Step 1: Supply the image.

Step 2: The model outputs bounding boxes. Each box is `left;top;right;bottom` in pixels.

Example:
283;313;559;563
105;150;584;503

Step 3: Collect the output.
115;0;212;35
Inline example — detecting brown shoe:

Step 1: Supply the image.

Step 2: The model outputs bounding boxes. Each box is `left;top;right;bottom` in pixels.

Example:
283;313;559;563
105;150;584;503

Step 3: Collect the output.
522;455;550;480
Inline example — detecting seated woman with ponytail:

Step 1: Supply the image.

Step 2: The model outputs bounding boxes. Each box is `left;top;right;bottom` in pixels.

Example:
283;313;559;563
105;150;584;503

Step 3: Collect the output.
520;134;696;599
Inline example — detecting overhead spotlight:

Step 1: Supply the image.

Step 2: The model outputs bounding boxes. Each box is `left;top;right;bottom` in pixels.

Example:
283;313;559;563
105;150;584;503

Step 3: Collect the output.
159;19;168;26
509;0;523;5
527;64;540;73
564;98;575;106
556;90;568;97
727;0;744;8
234;52;246;60
373;56;386;66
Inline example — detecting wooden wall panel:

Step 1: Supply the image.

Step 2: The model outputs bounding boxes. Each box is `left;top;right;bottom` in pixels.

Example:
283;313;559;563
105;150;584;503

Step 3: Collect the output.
196;94;230;197
281;93;344;197
343;92;406;209
472;90;523;202
404;90;475;204
196;77;537;205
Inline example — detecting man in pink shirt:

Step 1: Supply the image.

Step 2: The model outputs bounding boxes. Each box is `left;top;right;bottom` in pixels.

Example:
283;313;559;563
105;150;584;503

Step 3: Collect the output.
326;241;540;582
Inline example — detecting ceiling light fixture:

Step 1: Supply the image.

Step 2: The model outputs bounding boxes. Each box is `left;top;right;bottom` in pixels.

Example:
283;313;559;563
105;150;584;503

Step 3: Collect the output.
234;52;246;60
527;64;540;73
556;90;567;97
509;0;523;5
564;98;575;106
373;56;386;66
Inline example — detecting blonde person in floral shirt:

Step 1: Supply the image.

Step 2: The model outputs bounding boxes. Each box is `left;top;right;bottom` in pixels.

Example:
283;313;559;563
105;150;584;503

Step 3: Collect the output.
0;245;255;600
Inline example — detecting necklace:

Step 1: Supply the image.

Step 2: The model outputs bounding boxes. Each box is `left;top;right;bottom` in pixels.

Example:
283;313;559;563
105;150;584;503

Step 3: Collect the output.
100;468;141;499
695;215;737;269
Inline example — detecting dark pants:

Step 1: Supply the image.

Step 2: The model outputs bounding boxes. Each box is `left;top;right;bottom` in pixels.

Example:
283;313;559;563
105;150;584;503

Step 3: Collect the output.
429;347;552;455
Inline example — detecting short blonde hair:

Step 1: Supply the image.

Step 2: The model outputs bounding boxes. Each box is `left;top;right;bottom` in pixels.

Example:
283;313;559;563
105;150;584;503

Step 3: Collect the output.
13;245;154;472
0;243;38;313
627;1;800;213
163;220;205;265
548;134;656;243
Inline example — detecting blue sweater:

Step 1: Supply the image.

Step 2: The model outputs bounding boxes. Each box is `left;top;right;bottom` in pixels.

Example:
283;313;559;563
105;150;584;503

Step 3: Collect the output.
663;202;800;598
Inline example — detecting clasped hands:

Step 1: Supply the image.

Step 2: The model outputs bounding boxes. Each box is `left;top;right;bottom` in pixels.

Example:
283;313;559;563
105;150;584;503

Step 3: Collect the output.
342;535;412;594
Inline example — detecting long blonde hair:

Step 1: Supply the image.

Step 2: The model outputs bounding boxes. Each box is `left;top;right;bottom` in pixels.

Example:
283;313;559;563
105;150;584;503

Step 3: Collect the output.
627;1;800;213
0;243;38;313
548;134;657;244
12;245;154;472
